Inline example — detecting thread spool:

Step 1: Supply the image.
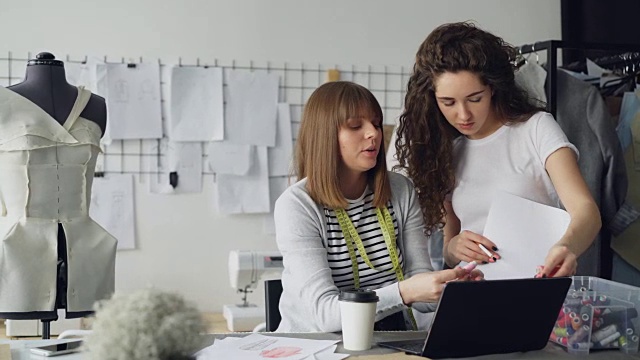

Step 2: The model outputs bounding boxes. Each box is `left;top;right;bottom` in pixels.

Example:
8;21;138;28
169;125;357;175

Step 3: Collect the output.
569;311;577;319
619;335;628;348
554;327;569;337
568;324;591;344
593;317;604;329
571;342;591;350
580;305;592;322
593;307;602;317
596;295;610;306
557;313;572;327
601;308;638;329
565;298;583;308
572;316;583;331
592;324;618;343
599;331;622;347
550;333;568;346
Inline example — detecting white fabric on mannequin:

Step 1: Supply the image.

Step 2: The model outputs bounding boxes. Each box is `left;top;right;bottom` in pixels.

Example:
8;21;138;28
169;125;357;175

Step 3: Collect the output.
0;86;117;313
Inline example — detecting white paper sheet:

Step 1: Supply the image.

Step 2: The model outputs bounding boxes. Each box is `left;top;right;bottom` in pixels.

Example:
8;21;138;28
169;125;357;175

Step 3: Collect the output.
263;176;293;235
169;66;224;141
148;140;203;194
103;63;163;140
89;174;136;250
225;70;279;146
66;57;104;93
215;146;270;214
268;103;294;176
208;142;253;175
467;191;571;280
195;333;340;360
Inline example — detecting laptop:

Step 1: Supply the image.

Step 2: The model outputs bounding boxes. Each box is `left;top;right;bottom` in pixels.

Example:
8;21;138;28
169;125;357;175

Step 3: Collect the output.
378;277;572;359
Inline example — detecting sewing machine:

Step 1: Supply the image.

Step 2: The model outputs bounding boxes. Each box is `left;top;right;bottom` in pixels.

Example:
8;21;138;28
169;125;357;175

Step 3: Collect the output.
222;250;283;331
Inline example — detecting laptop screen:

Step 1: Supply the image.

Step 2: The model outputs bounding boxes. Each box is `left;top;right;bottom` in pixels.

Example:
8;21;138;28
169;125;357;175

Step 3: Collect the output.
380;277;571;359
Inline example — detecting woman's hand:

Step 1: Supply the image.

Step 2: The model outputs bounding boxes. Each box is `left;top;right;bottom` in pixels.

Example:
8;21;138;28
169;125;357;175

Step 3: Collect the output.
455;262;485;282
446;230;501;266
398;267;483;305
537;244;577;278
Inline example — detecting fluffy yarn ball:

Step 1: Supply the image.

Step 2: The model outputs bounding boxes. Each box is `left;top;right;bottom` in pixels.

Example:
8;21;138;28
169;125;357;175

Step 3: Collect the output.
84;288;205;360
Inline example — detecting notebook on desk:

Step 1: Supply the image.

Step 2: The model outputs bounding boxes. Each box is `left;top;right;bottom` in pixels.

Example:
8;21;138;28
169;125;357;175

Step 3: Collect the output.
378;277;572;359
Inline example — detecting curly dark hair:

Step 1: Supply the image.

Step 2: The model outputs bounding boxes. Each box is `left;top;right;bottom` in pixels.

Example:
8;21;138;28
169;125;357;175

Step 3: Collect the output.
395;21;544;233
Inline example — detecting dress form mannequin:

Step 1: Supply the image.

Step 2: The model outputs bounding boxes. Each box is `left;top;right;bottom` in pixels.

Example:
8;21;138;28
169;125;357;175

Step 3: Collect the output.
8;52;106;133
0;52;116;338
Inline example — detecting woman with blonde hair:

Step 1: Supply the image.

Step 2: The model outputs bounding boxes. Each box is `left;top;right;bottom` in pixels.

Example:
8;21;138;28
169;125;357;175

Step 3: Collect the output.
274;81;482;332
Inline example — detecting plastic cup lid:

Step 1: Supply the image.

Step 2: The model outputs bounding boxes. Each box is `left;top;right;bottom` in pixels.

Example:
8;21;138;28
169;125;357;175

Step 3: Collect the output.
338;288;379;303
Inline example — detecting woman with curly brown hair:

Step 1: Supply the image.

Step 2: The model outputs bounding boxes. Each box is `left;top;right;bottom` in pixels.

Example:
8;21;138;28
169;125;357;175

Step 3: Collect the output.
393;22;601;278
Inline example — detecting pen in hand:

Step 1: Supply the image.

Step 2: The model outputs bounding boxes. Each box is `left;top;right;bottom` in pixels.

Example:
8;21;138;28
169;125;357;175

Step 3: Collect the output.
478;243;498;262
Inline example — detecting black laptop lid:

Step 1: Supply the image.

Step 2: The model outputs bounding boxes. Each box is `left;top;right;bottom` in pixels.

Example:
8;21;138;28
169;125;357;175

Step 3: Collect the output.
422;277;571;359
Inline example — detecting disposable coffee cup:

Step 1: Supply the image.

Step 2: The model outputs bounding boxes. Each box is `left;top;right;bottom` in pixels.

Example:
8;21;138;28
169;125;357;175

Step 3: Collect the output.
339;288;379;351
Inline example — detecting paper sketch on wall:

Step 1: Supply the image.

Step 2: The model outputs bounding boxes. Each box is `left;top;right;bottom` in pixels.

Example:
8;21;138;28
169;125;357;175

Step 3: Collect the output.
263;176;293;235
208;142;253;175
268;103;294;177
170;66;224;142
215;146;270;214
90;174;136;250
98;63;163;141
225;69;279;147
66;57;105;94
148;140;203;194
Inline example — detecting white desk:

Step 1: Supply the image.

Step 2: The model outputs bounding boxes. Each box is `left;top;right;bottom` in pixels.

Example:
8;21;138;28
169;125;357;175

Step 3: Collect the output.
212;332;640;359
3;332;640;359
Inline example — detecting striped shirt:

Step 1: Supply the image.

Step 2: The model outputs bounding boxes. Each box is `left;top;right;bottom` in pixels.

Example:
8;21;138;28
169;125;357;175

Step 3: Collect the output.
324;189;402;290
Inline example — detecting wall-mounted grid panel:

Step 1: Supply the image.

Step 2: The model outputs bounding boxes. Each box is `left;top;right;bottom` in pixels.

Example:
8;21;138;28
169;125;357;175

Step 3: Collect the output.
0;52;411;177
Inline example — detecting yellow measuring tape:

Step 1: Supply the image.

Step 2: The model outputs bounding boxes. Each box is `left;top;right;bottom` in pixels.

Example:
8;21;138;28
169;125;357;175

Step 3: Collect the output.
335;206;417;330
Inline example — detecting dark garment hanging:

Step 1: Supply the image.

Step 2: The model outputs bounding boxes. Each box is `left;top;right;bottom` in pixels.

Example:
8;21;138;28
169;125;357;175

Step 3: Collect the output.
554;69;628;278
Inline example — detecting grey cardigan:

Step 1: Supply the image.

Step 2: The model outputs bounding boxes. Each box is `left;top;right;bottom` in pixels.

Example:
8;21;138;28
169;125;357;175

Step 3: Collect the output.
274;172;434;332
555;69;628;277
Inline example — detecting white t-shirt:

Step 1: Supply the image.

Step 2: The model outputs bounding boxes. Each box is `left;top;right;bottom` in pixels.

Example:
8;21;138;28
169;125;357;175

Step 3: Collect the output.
451;112;578;235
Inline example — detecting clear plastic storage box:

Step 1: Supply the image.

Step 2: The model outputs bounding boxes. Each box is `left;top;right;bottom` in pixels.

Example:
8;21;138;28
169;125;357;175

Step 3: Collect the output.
550;276;640;355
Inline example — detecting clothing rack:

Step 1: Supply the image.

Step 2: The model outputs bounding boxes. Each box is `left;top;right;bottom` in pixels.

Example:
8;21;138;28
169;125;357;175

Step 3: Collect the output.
518;40;640;117
519;40;640;280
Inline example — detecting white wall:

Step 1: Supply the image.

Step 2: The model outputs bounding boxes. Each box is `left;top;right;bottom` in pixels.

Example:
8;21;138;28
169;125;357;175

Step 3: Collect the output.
0;0;562;312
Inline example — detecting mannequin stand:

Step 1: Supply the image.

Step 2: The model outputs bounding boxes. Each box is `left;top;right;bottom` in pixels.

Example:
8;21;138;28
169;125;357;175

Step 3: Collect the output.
42;319;52;339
